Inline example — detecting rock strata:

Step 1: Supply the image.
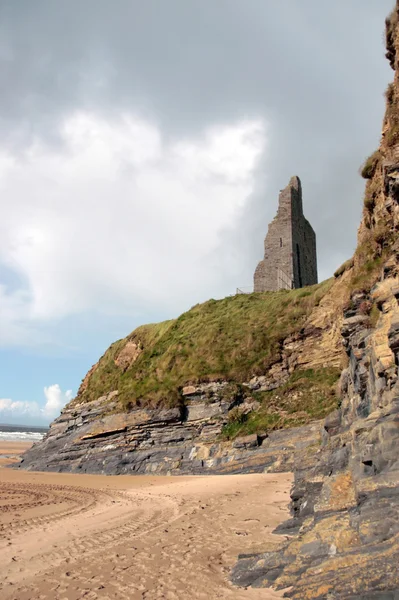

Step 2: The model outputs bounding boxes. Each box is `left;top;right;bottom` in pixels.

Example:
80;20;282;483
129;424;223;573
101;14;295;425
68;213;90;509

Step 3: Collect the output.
19;382;320;475
232;281;399;598
232;5;399;595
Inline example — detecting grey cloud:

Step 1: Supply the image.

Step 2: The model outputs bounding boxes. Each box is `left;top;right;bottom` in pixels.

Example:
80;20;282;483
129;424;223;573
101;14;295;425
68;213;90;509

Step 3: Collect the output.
0;0;395;288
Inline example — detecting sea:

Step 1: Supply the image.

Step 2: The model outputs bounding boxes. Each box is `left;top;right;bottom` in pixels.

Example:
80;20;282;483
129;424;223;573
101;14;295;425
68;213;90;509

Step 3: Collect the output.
0;424;48;442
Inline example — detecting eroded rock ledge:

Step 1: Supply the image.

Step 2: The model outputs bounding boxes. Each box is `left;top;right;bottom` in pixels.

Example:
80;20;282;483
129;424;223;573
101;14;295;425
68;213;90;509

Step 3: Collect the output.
19;381;320;475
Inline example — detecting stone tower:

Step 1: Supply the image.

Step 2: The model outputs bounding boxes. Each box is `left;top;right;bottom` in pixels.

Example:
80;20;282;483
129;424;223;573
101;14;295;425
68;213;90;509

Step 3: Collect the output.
253;176;317;292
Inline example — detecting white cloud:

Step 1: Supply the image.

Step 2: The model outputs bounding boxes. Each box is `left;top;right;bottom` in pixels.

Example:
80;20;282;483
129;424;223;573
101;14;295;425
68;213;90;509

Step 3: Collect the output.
0;285;36;346
0;385;73;424
43;384;73;419
0;112;266;345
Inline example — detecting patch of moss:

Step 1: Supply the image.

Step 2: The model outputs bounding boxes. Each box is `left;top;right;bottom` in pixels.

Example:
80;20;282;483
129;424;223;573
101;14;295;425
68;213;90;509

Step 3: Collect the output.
369;303;381;329
385;121;399;148
349;220;397;295
386;8;398;69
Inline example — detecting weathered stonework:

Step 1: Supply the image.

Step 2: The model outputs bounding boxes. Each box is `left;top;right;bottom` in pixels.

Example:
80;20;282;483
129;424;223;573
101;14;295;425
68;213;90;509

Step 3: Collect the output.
254;176;318;292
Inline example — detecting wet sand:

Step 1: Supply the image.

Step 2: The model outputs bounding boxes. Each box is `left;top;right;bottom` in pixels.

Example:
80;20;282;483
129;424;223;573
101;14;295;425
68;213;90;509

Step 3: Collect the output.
0;441;291;600
0;441;33;466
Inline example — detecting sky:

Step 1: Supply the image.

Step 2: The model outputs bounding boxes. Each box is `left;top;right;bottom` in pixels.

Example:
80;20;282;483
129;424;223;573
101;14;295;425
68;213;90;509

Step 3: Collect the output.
0;0;395;426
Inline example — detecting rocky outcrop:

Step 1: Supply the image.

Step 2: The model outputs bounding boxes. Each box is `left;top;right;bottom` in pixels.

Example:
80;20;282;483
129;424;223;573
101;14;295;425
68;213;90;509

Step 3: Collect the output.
20;278;347;476
232;281;399;598
232;5;399;596
19;382;320;475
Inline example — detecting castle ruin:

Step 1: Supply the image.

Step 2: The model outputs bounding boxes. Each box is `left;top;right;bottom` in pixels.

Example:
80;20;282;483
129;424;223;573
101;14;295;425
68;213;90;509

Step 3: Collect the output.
253;176;317;292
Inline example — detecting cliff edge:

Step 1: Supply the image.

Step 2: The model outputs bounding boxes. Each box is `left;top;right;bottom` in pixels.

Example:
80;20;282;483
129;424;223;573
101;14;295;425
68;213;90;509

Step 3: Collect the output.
232;3;399;597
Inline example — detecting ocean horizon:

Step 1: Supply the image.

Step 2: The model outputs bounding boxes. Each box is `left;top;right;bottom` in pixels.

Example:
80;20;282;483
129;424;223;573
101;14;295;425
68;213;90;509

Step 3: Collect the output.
0;423;49;442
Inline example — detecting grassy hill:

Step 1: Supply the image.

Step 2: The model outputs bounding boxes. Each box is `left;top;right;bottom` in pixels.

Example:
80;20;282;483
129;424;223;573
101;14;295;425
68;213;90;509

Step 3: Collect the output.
74;279;336;413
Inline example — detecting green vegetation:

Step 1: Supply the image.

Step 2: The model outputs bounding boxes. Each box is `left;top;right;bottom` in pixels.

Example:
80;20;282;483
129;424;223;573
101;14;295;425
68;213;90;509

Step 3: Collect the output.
363;176;381;215
386;82;395;105
221;368;341;440
364;194;376;213
386;121;399;148
386;8;398;70
76;280;334;410
369;303;381;328
361;150;380;180
334;258;354;279
350;255;384;295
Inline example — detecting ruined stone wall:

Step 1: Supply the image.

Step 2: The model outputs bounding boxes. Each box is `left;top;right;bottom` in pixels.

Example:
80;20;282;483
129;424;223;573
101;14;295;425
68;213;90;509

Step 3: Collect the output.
254;176;318;292
291;179;318;287
254;181;293;292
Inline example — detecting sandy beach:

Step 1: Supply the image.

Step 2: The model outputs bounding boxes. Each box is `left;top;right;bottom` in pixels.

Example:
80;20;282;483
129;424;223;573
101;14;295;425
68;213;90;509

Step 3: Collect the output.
0;441;291;600
0;442;33;466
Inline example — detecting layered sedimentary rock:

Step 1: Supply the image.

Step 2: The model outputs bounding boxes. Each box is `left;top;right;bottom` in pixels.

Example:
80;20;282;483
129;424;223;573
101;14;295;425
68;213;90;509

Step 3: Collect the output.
232;4;399;597
232;284;399;598
20;380;321;475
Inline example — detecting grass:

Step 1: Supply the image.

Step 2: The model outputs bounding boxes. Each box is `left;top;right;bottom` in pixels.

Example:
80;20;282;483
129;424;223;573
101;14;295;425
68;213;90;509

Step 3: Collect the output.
386;82;395;105
221;368;341;440
334;258;354;279
369;303;381;328
386;8;398;69
360;150;380;180
362;173;382;216
350;255;384;295
385;121;399;148
75;280;334;410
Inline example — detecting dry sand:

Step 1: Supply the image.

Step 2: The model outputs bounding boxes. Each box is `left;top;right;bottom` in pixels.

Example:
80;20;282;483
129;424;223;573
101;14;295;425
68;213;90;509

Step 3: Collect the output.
0;441;292;600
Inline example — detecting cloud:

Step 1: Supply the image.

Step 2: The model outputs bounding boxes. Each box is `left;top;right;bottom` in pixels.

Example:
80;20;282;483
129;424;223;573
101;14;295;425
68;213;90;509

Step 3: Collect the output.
0;284;37;346
0;0;395;354
43;384;73;419
0;385;73;424
0;112;266;345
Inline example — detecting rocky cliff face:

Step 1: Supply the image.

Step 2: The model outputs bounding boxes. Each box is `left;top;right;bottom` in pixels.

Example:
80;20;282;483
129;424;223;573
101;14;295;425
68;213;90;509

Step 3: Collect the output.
20;378;323;475
232;4;399;597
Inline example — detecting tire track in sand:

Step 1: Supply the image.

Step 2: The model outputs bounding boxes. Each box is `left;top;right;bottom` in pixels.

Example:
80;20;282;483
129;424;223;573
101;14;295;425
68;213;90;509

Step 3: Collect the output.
0;473;290;600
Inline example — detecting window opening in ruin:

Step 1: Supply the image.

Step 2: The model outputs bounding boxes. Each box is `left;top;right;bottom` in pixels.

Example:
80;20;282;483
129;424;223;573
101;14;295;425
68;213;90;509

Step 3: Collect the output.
280;238;283;247
296;243;303;287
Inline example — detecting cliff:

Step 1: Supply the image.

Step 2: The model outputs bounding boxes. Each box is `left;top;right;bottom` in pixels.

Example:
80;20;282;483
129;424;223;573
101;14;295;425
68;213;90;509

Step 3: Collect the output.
19;279;345;474
231;3;399;597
